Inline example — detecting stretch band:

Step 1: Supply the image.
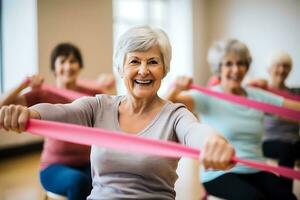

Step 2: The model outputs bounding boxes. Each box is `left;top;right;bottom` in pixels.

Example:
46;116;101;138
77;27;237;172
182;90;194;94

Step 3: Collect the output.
26;83;300;180
77;79;104;94
41;85;87;100
26;119;300;180
189;84;300;121
248;83;300;101
264;88;300;102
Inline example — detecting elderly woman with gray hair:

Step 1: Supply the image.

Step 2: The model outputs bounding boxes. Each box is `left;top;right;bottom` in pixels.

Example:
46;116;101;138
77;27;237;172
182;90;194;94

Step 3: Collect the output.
248;50;300;192
0;26;235;200
166;39;298;199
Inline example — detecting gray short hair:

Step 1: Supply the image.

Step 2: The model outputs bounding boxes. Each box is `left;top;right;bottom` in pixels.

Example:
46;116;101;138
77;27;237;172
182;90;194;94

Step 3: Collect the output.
267;50;292;68
113;26;172;75
207;39;252;74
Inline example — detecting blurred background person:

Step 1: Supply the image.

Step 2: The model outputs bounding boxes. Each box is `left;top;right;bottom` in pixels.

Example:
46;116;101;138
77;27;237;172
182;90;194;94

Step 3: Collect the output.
0;43;115;200
248;50;300;191
166;39;298;200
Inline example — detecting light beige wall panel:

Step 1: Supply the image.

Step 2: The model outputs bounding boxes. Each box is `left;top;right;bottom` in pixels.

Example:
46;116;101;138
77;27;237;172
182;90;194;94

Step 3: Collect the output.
38;0;113;84
192;0;210;85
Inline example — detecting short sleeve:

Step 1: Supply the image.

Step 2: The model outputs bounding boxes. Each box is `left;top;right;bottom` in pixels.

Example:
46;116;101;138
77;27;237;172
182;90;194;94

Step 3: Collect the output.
174;107;215;150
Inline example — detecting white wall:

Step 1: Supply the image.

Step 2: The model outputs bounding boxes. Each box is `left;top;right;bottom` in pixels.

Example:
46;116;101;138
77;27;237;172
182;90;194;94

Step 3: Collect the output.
206;0;300;86
2;0;38;91
160;0;194;95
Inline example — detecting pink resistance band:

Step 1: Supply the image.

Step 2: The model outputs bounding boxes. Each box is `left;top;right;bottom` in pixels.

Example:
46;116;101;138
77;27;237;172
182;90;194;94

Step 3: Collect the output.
23;77;84;100
264;88;300;102
76;79;104;94
29;82;300;180
189;84;300;121
249;83;300;102
41;85;87;100
26;119;300;180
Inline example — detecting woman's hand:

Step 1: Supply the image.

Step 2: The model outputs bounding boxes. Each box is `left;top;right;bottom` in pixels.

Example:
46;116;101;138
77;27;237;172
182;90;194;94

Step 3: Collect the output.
0;105;40;133
28;74;44;90
201;135;236;170
174;76;193;92
247;78;268;89
164;76;195;111
97;73;116;95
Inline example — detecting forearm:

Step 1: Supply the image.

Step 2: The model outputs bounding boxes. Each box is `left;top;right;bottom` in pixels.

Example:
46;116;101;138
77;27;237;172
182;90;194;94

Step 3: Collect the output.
165;87;181;103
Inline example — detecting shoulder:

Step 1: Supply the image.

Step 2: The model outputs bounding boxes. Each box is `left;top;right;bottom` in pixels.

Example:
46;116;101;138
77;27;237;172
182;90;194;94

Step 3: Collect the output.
245;86;284;106
164;101;187;112
188;86;219;111
245;86;277;99
163;101;197;121
94;94;123;107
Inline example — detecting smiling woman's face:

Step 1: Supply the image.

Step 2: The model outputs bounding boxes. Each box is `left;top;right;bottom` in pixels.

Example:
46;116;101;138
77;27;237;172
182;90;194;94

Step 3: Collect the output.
54;54;81;84
269;61;291;85
220;52;248;90
120;45;165;99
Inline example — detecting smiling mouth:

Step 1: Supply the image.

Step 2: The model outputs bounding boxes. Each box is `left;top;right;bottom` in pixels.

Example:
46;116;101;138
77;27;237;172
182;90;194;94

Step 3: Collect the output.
134;80;153;85
228;76;242;82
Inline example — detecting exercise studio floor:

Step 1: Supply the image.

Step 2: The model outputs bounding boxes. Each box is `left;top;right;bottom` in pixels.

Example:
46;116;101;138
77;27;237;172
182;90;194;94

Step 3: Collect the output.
0;151;299;200
0;151;44;200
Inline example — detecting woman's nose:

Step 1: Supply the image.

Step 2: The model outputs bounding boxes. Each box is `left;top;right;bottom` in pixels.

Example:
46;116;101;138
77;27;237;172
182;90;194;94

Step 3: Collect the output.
231;64;239;73
278;65;286;73
138;62;150;76
63;61;71;68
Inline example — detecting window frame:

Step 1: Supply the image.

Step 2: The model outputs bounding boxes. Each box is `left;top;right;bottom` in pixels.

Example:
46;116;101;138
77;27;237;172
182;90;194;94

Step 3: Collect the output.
0;0;3;92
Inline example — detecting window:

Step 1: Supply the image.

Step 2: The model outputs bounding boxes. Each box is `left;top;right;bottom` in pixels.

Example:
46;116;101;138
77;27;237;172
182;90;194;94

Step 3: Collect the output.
0;0;3;92
1;0;38;92
113;0;193;95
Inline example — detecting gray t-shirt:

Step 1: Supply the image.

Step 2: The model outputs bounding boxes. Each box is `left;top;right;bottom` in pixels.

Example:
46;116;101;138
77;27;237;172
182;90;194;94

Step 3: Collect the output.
263;88;300;143
32;94;215;200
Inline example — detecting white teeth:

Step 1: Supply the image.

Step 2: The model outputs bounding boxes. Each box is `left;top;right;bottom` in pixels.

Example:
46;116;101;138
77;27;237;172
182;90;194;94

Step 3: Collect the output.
135;80;152;84
229;76;239;80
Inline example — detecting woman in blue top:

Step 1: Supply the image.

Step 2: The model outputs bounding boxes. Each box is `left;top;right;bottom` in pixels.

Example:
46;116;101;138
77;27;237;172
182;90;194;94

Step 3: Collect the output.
166;39;299;200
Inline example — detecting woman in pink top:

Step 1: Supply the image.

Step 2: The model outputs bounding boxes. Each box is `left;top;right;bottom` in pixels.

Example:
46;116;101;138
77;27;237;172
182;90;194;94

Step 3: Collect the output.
0;43;114;200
